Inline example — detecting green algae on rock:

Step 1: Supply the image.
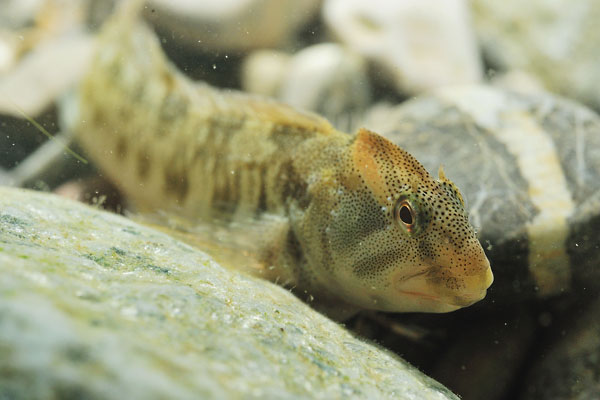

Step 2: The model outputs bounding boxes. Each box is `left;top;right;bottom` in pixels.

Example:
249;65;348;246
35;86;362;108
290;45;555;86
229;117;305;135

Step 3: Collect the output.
0;186;458;400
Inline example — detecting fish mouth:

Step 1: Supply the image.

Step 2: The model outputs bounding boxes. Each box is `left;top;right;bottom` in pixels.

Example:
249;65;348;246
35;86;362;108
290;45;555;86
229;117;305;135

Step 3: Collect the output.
447;289;488;307
398;290;440;302
397;289;485;307
394;266;492;312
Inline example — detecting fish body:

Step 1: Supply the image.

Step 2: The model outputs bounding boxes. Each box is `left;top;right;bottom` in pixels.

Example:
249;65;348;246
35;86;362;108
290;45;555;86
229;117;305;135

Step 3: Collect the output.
72;14;493;316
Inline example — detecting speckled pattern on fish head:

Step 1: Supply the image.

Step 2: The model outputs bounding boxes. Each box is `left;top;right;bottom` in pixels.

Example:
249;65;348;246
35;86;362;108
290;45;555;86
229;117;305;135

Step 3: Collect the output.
313;129;493;313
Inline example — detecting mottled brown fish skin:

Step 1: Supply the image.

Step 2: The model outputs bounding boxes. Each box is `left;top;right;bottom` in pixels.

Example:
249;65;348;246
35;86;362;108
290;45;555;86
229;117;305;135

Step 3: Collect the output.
74;17;493;316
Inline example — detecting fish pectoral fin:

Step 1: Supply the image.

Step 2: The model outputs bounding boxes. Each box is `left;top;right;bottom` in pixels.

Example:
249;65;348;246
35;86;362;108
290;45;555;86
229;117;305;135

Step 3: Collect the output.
132;211;296;284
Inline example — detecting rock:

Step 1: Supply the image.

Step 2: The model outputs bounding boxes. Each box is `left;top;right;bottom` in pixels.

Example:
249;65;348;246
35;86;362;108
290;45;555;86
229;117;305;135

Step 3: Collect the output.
0;13;94;189
362;85;600;304
471;0;600;110
279;43;370;131
0;0;99;116
0;32;18;74
0;186;459;400
0;32;94;117
490;70;547;96
241;49;292;97
323;0;483;95
144;0;322;52
242;43;370;131
0;0;44;29
521;298;600;399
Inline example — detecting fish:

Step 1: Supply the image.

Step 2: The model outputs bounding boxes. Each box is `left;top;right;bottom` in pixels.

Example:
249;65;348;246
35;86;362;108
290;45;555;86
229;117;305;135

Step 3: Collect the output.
67;6;493;318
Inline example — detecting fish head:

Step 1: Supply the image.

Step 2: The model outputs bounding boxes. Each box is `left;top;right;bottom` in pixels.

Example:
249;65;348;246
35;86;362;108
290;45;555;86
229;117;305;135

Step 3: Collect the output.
324;128;493;313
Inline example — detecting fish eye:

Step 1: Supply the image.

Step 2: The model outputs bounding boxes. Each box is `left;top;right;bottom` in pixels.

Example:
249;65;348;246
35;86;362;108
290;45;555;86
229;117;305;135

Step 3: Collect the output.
399;204;413;225
395;199;416;232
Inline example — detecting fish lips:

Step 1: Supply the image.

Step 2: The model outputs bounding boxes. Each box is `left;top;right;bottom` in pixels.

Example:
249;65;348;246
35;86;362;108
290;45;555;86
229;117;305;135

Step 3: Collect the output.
391;263;493;312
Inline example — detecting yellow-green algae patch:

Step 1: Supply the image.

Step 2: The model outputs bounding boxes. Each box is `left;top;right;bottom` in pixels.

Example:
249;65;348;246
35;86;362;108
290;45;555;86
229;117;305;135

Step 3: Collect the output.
0;186;457;399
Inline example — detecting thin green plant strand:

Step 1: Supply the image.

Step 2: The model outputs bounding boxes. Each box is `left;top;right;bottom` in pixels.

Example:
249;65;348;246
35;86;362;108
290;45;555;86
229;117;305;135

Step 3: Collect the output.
12;103;88;164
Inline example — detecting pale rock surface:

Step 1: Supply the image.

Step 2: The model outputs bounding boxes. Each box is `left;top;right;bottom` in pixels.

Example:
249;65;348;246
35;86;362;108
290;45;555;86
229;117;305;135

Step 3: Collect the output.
0;0;97;116
323;0;483;95
0;31;19;74
0;186;458;400
0;32;94;116
490;69;547;96
471;0;600;109
0;0;44;29
145;0;322;51
279;43;370;131
241;49;291;97
242;43;370;131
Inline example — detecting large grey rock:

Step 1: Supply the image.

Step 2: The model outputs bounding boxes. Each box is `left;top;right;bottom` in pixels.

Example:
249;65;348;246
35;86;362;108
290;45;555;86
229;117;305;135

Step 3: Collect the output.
0;186;458;400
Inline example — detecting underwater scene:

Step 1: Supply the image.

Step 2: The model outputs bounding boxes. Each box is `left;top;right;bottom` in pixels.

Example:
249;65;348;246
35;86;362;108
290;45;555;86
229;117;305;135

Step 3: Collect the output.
1;1;599;399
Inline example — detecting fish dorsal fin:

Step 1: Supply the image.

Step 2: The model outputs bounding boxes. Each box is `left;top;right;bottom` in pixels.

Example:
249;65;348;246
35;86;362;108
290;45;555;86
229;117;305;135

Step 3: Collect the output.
438;165;465;207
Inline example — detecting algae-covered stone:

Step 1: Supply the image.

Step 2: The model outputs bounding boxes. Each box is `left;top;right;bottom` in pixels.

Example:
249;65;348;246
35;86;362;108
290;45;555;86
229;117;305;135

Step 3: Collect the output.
0;186;457;399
